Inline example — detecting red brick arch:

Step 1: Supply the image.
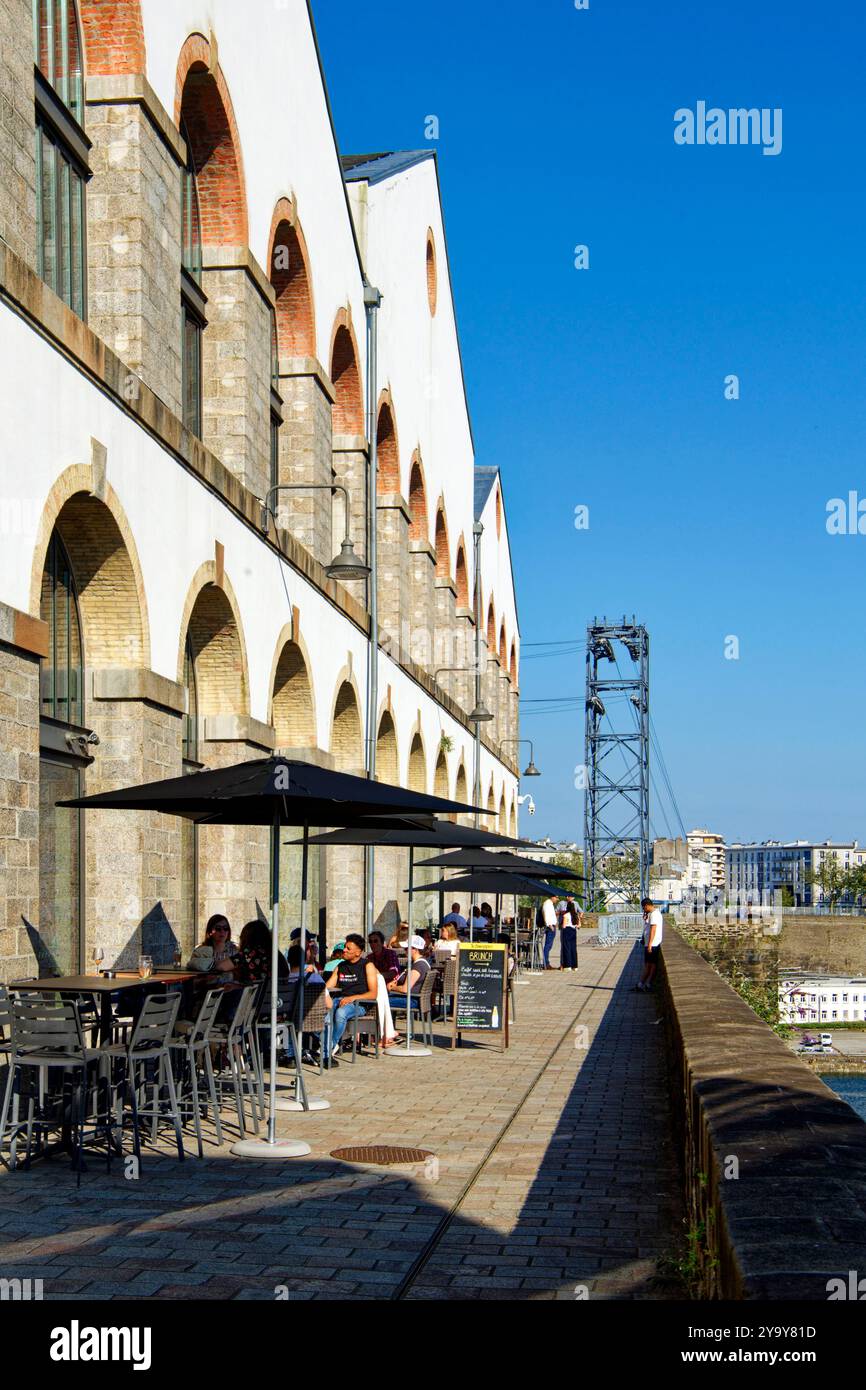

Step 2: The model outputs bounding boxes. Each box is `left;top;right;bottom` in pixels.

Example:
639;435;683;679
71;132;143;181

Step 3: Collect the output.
267;198;315;359
499;621;507;668
376;391;399;494
176;33;248;247
510;640;518;686
434;501;450;580
330;311;364;436
408;452;428;543
79;0;146;75
486;599;496;651
454;538;468;608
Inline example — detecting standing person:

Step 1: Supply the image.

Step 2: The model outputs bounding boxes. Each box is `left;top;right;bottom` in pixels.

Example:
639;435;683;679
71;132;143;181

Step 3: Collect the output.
541;894;559;970
560;899;579;972
636;898;664;992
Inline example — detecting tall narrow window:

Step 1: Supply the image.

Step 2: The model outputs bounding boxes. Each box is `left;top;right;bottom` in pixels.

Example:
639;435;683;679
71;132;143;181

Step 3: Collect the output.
181;634;200;950
33;0;90;319
270;309;282;497
180;119;207;435
39;529;89;975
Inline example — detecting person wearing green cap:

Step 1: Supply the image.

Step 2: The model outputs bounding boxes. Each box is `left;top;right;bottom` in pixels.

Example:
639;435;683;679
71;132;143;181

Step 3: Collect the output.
323;940;346;975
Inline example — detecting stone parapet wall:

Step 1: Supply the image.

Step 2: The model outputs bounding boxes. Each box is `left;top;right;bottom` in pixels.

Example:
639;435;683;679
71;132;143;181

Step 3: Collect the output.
661;927;866;1299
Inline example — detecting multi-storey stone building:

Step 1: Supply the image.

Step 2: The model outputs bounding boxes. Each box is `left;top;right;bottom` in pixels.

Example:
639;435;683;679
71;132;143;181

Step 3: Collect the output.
0;0;521;978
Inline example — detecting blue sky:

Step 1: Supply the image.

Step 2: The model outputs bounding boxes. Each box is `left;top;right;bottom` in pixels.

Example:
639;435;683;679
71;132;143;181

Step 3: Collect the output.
315;0;866;846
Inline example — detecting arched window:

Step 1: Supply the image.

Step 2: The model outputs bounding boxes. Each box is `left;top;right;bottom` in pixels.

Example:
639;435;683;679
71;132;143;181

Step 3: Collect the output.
180;115;206;435
40;530;83;726
33;0;91;319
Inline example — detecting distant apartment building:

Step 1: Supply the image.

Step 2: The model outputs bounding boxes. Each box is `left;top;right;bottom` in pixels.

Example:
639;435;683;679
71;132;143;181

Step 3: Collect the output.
687;829;726;890
780;974;866;1024
650;836;715;905
726;842;866;907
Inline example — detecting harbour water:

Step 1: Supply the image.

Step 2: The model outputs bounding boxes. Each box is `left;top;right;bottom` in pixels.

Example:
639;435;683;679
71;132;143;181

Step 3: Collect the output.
821;1073;866;1125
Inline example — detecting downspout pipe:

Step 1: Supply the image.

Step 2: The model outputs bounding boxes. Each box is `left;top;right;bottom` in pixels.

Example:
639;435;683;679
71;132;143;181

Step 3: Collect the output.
364;281;382;937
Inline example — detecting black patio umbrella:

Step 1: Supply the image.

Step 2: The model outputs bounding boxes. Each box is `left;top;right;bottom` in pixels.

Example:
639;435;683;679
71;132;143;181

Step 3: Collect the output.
416;848;585;879
60;755;477;1152
406;870;559;898
284;820;538;1053
290;824;538;850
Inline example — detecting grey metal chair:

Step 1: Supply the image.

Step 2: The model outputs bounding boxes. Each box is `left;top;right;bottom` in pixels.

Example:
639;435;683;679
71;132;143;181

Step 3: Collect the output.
98;991;184;1165
0;996;99;1182
169;988;224;1156
210;985;261;1138
389;965;437;1047
345;1007;380;1061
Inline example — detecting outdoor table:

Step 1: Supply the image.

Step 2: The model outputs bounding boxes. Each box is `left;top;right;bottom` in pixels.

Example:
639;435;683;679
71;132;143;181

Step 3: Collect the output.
11;973;196;1044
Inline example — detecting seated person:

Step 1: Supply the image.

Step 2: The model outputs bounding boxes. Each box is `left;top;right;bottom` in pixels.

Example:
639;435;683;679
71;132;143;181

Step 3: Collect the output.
441;902;467;935
387;935;431;1002
436;923;459;955
419;928;437;960
366;930;400;983
386;922;410;950
322;939;346;974
322;933;379;1060
207;913;239;971
470;904;488;934
234;919;289;986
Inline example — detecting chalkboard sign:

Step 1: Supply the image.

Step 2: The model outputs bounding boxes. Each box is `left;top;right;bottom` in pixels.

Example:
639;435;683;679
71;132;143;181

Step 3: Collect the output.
451;942;509;1050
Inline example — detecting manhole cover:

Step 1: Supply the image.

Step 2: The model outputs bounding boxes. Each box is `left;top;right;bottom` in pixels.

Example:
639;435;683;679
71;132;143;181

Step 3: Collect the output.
331;1145;433;1166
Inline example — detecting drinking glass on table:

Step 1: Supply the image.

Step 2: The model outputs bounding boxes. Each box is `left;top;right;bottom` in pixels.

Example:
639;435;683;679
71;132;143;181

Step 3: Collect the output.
138;954;153;979
91;945;105;975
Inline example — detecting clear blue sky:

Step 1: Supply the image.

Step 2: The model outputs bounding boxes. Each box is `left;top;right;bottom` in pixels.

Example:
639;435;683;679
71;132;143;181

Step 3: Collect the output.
315;0;866;847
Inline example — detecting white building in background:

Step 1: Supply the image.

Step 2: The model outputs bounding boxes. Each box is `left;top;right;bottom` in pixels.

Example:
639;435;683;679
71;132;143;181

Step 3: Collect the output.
687;828;726;891
0;0;521;978
727;842;866;908
780;975;866;1024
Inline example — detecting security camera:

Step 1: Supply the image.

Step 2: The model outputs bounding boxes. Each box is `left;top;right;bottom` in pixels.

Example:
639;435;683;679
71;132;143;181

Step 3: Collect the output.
517;793;536;816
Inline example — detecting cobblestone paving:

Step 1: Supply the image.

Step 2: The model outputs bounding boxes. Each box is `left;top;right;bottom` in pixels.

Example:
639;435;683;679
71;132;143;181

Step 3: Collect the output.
0;938;685;1300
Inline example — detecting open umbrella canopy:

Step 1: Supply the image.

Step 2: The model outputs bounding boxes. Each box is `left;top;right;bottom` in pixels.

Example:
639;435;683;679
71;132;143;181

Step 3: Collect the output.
416;847;585;878
407;869;560;897
287;823;538;849
58;755;477;825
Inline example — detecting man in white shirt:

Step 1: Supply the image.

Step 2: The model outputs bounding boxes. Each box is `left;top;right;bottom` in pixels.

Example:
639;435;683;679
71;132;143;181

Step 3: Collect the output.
541;895;559;970
637;897;664;992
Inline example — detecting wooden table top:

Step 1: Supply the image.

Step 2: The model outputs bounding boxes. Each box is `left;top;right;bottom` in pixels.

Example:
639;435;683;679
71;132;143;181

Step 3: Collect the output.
11;972;196;993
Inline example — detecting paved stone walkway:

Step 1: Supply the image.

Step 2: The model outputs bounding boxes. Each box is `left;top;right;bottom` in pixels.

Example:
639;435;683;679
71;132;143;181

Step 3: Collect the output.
0;937;685;1300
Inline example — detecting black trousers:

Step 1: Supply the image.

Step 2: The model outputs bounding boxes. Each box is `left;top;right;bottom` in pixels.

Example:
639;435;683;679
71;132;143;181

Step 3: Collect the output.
560;927;578;969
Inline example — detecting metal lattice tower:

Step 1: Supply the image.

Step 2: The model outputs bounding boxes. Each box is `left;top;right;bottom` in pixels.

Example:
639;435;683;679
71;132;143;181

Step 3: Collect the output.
583;618;650;910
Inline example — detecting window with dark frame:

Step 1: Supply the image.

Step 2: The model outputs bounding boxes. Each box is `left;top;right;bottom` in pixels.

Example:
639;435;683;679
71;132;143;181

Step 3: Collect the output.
33;0;91;320
180;119;206;436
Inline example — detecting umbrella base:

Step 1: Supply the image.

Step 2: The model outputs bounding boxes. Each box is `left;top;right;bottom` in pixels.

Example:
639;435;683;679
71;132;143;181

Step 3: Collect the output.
230;1137;311;1159
388;1043;432;1057
274;1096;331;1112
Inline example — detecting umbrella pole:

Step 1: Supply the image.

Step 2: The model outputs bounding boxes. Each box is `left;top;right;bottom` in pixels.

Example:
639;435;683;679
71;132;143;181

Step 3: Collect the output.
231;806;311;1157
276;822;329;1112
390;844;430;1058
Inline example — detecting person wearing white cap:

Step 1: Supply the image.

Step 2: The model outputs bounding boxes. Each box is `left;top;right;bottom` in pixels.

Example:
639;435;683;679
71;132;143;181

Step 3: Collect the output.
387;935;431;1016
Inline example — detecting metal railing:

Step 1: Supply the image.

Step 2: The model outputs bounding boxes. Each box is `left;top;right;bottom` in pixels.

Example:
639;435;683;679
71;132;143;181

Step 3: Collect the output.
597;913;644;947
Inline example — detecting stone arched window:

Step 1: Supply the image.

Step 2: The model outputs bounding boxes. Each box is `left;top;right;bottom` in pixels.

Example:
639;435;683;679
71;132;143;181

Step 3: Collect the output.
408;457;428;542
269;208;314;360
331;321;364;436
377;400;399;494
434;505;450;580
331;680;362;772
455;542;468;608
